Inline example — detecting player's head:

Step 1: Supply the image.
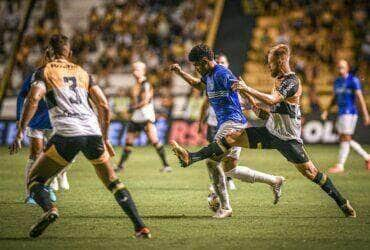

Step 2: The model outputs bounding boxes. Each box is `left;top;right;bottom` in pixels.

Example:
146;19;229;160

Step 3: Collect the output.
337;59;350;77
188;44;215;75
132;61;146;79
47;34;71;59
216;53;229;69
267;44;290;78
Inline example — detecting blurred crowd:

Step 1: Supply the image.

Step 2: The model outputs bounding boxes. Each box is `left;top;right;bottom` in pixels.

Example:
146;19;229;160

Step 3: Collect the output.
0;0;214;98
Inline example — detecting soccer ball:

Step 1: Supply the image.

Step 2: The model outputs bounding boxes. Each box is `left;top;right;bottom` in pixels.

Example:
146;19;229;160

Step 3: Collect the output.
207;193;220;212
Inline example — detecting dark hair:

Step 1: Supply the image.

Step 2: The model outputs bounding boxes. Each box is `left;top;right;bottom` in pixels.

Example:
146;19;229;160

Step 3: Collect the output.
188;44;214;62
215;52;227;60
48;34;69;56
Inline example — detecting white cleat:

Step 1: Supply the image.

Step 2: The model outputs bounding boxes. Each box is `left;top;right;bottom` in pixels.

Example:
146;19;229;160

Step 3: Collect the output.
58;172;70;190
272;176;285;205
213;208;232;219
49;177;59;191
227;178;237;190
160;166;173;173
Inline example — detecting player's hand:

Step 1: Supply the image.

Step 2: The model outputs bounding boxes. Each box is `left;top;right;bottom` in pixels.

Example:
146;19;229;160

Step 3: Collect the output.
321;110;328;121
231;77;249;93
104;139;116;157
9;131;23;155
169;63;181;74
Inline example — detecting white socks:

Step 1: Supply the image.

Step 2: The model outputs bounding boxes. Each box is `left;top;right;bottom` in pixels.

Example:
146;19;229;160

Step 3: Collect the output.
24;159;35;196
226;166;277;186
350;140;370;161
337;141;350;168
206;159;231;210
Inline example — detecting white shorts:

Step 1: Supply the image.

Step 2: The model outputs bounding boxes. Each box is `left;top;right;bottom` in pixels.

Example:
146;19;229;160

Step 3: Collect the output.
336;114;358;135
214;121;247;160
26;127;53;140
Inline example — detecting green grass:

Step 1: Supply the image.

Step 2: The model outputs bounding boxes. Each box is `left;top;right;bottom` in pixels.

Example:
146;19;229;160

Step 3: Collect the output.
1;145;370;249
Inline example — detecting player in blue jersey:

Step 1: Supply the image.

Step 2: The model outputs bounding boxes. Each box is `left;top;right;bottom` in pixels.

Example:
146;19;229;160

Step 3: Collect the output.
322;60;370;173
169;44;284;218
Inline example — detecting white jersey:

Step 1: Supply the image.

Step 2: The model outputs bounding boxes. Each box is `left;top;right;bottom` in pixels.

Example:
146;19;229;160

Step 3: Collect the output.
34;59;101;137
131;81;156;123
207;106;218;127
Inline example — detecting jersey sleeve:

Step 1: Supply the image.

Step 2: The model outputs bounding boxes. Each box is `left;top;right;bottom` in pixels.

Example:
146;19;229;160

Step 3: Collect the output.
16;74;34;120
276;76;299;99
351;76;362;90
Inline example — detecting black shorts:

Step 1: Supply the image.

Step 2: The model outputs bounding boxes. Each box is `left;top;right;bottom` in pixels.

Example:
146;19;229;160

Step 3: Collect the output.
206;125;218;142
127;121;151;133
245;127;309;164
44;134;109;165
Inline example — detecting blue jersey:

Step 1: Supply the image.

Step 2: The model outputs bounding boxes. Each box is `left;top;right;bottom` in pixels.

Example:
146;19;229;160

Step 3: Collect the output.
334;74;361;116
201;64;246;127
16;72;52;129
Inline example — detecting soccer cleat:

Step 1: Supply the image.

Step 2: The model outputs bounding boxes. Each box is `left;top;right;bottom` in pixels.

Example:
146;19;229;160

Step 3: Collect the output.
58;172;70;190
45;186;57;202
169;141;191;168
29;207;59;238
159;166;173;173
213;208;232;219
340;200;356;218
328;165;344;174
25;196;37;205
50;177;59;191
227;178;237;190
272;176;285;205
365;160;370;171
135;227;151;239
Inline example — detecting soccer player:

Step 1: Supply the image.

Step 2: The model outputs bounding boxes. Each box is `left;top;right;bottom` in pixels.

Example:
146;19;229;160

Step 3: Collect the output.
16;52;69;204
10;34;150;238
321;60;370;173
169;45;284;218
197;53;285;195
171;44;356;218
115;61;171;173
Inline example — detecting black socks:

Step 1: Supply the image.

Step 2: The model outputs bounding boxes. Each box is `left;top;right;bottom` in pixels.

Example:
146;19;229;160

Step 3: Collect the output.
109;180;145;231
313;172;346;206
29;182;54;212
154;143;169;166
189;138;231;163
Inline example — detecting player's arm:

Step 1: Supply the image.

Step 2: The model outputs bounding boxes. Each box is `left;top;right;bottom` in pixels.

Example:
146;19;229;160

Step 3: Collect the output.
10;81;46;154
198;97;209;133
321;95;336;120
355;90;370;125
89;84;115;156
232;77;283;106
169;63;204;91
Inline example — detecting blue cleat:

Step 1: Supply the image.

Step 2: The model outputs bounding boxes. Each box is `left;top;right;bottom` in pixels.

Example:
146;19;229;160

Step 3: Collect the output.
25;196;37;205
45;186;57;202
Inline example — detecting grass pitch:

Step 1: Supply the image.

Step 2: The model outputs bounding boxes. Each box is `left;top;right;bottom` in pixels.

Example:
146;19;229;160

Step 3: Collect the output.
1;145;370;249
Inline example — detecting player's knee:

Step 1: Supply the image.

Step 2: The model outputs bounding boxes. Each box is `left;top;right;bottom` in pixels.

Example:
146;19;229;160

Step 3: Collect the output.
206;158;219;169
297;162;318;180
107;179;125;194
221;157;237;172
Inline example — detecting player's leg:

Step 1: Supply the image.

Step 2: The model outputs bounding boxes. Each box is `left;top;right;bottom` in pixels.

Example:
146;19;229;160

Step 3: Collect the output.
295;161;355;217
145;122;171;172
115;125;135;172
329;134;351;173
28;135;78;238
222;153;285;205
206;158;231;218
349;140;370;169
83;136;150;238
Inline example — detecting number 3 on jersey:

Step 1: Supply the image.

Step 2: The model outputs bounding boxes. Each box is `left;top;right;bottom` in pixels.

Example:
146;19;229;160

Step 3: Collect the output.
63;76;82;104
